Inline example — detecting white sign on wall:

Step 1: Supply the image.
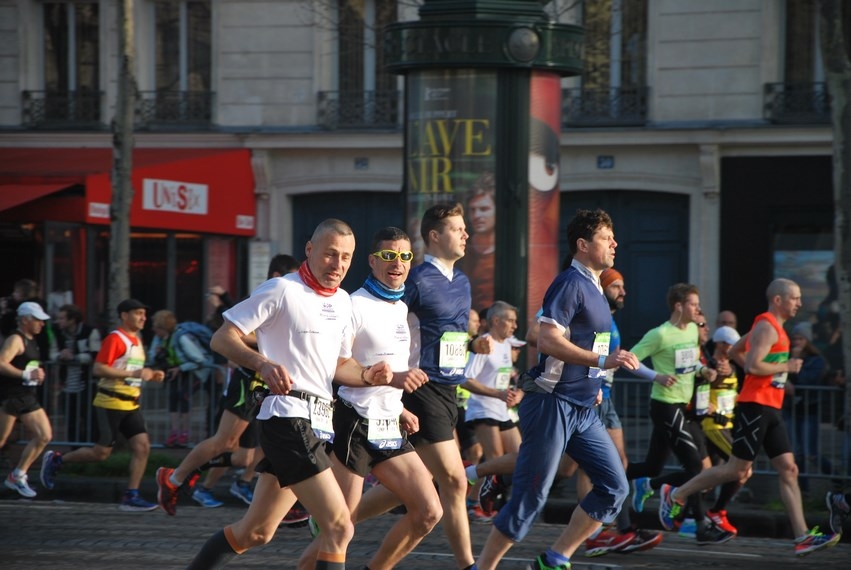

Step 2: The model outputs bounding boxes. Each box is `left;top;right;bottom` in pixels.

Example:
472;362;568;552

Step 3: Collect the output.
142;178;208;215
248;241;272;292
88;202;110;219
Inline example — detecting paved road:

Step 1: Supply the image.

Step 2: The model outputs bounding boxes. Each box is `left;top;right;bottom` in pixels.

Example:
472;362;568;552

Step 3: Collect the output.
2;498;847;569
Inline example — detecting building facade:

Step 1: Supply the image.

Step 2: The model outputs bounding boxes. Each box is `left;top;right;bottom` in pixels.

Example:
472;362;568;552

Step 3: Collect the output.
0;0;839;351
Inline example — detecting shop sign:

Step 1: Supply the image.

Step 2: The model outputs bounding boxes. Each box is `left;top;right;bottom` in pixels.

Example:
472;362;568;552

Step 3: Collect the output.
142;178;209;215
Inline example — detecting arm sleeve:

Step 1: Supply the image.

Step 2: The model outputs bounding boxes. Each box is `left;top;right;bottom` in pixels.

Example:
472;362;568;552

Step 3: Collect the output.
632;361;658;380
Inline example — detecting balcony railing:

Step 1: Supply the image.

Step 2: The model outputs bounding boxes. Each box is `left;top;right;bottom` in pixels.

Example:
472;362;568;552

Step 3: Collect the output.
135;90;214;129
764;82;831;124
317;90;401;130
22;90;104;129
562;86;648;127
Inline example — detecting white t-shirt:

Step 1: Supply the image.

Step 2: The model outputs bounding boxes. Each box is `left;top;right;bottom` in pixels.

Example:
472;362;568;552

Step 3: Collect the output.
338;288;409;420
463;334;514;422
222;273;352;420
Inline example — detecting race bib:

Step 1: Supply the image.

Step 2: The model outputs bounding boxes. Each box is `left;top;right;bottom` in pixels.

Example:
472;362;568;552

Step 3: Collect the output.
589;332;610;380
366;417;404;450
309;397;335;441
124;357;144;387
495;367;512;390
695;383;710;416
770;372;788;389
439;331;468;370
674;346;699;375
23;360;40;386
716;389;736;415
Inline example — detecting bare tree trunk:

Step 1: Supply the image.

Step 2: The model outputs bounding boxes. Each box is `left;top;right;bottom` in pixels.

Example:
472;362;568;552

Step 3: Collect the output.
819;0;851;479
108;0;136;328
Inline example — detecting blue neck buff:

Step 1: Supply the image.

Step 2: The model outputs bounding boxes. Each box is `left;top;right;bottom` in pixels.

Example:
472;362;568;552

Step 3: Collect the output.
363;274;404;302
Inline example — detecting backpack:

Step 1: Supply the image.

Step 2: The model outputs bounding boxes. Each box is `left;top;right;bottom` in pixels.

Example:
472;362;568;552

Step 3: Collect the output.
172;321;214;359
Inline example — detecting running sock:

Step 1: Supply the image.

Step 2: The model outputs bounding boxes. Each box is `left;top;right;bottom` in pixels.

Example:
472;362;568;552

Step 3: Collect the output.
186;529;239;569
11;468;24;479
465;464;479;482
542;548;570;567
202;452;233;470
168;473;182;487
316;551;345;569
713;480;741;511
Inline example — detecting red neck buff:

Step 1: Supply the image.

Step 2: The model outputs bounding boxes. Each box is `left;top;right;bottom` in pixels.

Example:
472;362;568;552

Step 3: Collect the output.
298;261;338;297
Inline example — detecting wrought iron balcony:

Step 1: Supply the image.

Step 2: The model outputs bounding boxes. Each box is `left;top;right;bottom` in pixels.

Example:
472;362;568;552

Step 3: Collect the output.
22;90;104;129
764;82;831;124
562;86;648;127
317;90;401;130
136;90;214;128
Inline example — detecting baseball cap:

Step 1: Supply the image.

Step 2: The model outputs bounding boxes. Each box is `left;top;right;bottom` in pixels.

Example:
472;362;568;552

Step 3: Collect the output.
117;298;148;315
17;301;50;320
507;335;527;348
712;325;740;345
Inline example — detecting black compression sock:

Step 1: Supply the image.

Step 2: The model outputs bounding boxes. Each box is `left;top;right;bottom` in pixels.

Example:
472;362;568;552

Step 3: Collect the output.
200;452;233;470
186;529;238;569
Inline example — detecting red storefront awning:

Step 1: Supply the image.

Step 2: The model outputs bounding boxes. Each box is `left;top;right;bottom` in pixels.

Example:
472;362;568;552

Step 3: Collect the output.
0;148;256;236
0;183;72;212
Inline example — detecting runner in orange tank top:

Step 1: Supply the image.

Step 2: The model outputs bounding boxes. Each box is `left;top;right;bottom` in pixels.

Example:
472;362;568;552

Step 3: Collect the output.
658;279;841;557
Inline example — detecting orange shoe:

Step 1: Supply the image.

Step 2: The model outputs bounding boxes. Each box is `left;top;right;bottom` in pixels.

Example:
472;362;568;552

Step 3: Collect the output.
706;508;737;535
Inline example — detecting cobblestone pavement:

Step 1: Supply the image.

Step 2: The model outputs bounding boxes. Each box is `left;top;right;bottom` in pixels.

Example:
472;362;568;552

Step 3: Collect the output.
2;498;848;569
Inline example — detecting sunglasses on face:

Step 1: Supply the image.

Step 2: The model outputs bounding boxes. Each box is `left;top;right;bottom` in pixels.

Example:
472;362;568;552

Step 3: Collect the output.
372;250;414;262
697;322;706;328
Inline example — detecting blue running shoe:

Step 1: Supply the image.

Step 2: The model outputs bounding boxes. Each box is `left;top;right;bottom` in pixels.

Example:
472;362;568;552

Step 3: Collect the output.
658;484;682;531
192;487;224;508
40;450;62;490
120;490;158;512
229;479;254;505
677;518;697;538
631;477;653;513
826;492;849;534
794;526;841;556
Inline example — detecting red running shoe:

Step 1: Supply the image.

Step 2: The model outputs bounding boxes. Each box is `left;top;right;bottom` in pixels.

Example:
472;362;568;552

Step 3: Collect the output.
156;467;179;516
706;508;737;535
585;530;636;557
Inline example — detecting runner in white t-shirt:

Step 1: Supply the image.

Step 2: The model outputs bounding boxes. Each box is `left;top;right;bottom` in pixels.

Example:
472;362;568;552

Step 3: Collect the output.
186;219;393;570
299;226;439;569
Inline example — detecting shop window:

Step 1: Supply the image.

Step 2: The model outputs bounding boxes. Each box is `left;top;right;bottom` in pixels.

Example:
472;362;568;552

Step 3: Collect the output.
175;233;203;321
44;224;86;318
130;233;169;316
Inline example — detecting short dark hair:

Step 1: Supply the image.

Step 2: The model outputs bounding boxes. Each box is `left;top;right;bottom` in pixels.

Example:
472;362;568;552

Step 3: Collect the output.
267;254;299;278
667;283;700;312
59;303;83;323
421;202;464;243
566;209;613;255
13;278;38;298
371;227;410;252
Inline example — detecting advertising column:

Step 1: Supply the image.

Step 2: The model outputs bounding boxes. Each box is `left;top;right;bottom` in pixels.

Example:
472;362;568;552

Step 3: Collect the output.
385;0;583;329
406;70;497;313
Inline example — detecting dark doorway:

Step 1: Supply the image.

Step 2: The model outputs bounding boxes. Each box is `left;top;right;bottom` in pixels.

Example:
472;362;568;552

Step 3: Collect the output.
559;190;690;349
293;191;404;293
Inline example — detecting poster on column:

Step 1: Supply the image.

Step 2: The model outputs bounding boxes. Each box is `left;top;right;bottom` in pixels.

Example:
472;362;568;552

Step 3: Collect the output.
527;71;562;332
406;69;497;314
